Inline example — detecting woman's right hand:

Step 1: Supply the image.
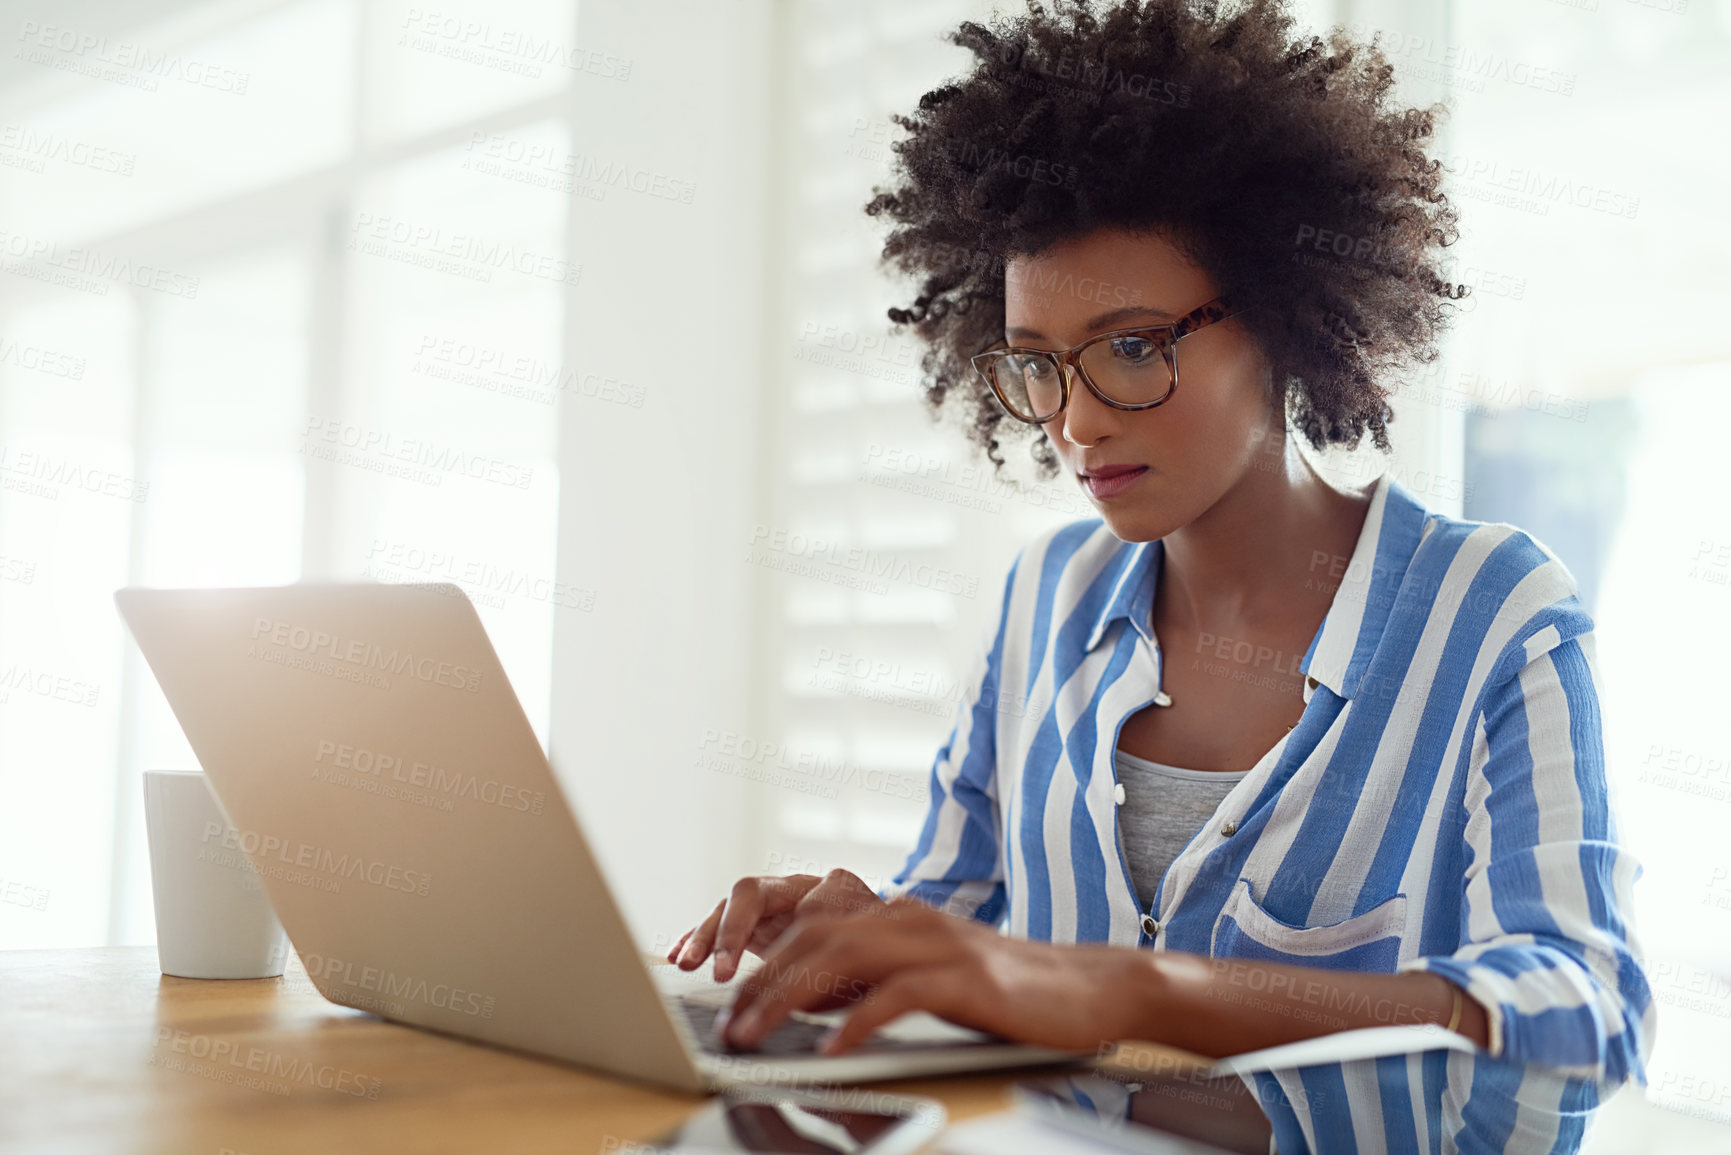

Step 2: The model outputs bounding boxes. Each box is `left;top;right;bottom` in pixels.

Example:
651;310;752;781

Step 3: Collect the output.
667;869;886;983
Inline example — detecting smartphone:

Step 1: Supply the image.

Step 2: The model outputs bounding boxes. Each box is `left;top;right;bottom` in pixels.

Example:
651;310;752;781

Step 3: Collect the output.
638;1086;946;1155
1013;1073;1272;1155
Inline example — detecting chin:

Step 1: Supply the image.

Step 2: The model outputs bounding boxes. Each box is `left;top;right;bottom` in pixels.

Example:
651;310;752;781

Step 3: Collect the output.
1092;506;1166;543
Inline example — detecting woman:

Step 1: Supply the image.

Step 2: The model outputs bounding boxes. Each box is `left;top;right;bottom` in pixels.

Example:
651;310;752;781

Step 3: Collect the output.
671;1;1654;1150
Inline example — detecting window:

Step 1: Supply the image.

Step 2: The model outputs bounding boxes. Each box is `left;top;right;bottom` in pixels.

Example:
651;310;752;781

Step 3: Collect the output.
0;0;571;948
1350;0;1731;1129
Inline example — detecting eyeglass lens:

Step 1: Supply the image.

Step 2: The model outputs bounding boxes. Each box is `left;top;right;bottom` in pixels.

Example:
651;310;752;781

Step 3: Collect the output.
989;332;1173;421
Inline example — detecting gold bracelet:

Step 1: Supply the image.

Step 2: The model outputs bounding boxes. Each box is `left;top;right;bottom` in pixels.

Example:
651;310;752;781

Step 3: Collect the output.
1444;987;1463;1034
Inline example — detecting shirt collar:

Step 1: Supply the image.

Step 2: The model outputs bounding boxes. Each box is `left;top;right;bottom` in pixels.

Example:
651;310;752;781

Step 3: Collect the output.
1299;472;1432;702
1079;471;1432;703
1083;538;1161;652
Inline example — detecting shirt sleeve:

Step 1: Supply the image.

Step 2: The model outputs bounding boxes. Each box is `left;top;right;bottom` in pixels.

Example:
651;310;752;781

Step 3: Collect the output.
879;555;1020;926
1399;624;1657;1087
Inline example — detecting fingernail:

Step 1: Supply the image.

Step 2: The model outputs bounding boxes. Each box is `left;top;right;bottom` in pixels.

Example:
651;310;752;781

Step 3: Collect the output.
714;950;733;975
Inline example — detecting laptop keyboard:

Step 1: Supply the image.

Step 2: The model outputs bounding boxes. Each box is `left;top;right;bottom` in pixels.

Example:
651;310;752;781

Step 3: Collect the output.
673;995;940;1056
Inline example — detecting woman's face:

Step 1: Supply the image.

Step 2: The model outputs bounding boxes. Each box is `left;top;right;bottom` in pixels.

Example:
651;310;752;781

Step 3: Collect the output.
1003;228;1280;543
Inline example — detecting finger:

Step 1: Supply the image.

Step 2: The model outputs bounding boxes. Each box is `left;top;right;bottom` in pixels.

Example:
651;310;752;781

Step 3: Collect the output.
744;911;797;959
727;900;969;1045
666;930;692;964
822;969;959;1056
676;900;727;970
727;909;940;1048
803;868;886;919
737;874;828;959
726;942;870;1049
723;899;937;1035
723;918;843;1042
743;876;857;956
713;878;777;982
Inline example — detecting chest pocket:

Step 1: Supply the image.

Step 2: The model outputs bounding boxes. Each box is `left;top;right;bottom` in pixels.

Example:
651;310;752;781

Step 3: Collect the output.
1211;878;1408;973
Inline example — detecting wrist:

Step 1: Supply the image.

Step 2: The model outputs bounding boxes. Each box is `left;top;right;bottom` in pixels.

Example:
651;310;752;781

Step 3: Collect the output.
1121;947;1179;1045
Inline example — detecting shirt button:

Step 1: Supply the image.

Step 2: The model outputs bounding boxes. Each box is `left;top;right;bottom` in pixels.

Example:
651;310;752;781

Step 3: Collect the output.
1221;820;1239;836
1114;783;1127;806
1140;915;1159;936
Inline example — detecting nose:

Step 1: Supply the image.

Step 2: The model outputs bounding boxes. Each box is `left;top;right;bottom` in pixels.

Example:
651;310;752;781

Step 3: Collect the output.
1054;366;1121;449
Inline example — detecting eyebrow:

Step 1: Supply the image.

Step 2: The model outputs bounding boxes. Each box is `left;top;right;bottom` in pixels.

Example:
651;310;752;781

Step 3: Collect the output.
1005;304;1179;342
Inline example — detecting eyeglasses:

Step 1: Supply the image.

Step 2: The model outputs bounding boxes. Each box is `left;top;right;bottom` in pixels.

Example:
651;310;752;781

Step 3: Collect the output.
970;296;1240;425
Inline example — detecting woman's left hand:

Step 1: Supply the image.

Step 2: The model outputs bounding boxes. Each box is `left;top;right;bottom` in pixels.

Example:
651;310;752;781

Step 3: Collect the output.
720;896;1152;1055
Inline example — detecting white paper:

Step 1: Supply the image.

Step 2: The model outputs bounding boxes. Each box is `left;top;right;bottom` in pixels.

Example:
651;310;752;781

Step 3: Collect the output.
939;1112;1200;1155
1198;1023;1477;1078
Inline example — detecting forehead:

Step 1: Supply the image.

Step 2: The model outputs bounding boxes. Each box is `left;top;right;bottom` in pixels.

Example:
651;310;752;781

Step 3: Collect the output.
1003;229;1213;333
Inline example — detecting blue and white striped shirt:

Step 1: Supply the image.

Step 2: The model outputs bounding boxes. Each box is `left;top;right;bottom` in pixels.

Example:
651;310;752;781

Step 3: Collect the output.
887;471;1655;1153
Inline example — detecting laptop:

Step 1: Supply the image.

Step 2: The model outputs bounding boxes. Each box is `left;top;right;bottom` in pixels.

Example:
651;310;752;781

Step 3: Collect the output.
115;581;1077;1093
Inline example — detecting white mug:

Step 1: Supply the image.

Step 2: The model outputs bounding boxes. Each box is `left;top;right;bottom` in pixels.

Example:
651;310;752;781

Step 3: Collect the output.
143;770;290;979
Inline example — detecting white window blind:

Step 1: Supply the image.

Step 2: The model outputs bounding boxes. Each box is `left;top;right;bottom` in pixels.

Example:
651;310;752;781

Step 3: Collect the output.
756;0;1079;889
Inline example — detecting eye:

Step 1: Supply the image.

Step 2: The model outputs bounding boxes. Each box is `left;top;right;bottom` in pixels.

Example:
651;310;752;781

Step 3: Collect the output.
1108;334;1161;365
1006;353;1059;380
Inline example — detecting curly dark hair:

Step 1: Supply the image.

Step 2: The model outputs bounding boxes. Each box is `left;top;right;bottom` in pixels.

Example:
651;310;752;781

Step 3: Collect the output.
865;0;1466;476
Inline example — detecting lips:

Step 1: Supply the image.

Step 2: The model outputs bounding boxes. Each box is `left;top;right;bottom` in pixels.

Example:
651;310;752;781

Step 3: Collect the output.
1080;463;1149;500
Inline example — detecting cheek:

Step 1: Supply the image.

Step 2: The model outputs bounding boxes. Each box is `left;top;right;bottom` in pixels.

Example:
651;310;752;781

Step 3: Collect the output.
1128;393;1256;480
1176;351;1271;438
1138;394;1210;451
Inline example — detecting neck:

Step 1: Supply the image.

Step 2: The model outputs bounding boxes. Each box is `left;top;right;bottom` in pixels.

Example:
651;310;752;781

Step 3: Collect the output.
1158;426;1368;635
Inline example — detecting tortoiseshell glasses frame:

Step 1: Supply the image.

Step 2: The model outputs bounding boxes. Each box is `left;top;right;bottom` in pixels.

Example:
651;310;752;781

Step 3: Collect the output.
970;296;1240;425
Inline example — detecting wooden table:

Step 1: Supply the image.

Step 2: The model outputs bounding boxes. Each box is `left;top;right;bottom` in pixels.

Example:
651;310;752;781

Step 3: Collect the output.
0;947;1147;1155
7;948;1725;1154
